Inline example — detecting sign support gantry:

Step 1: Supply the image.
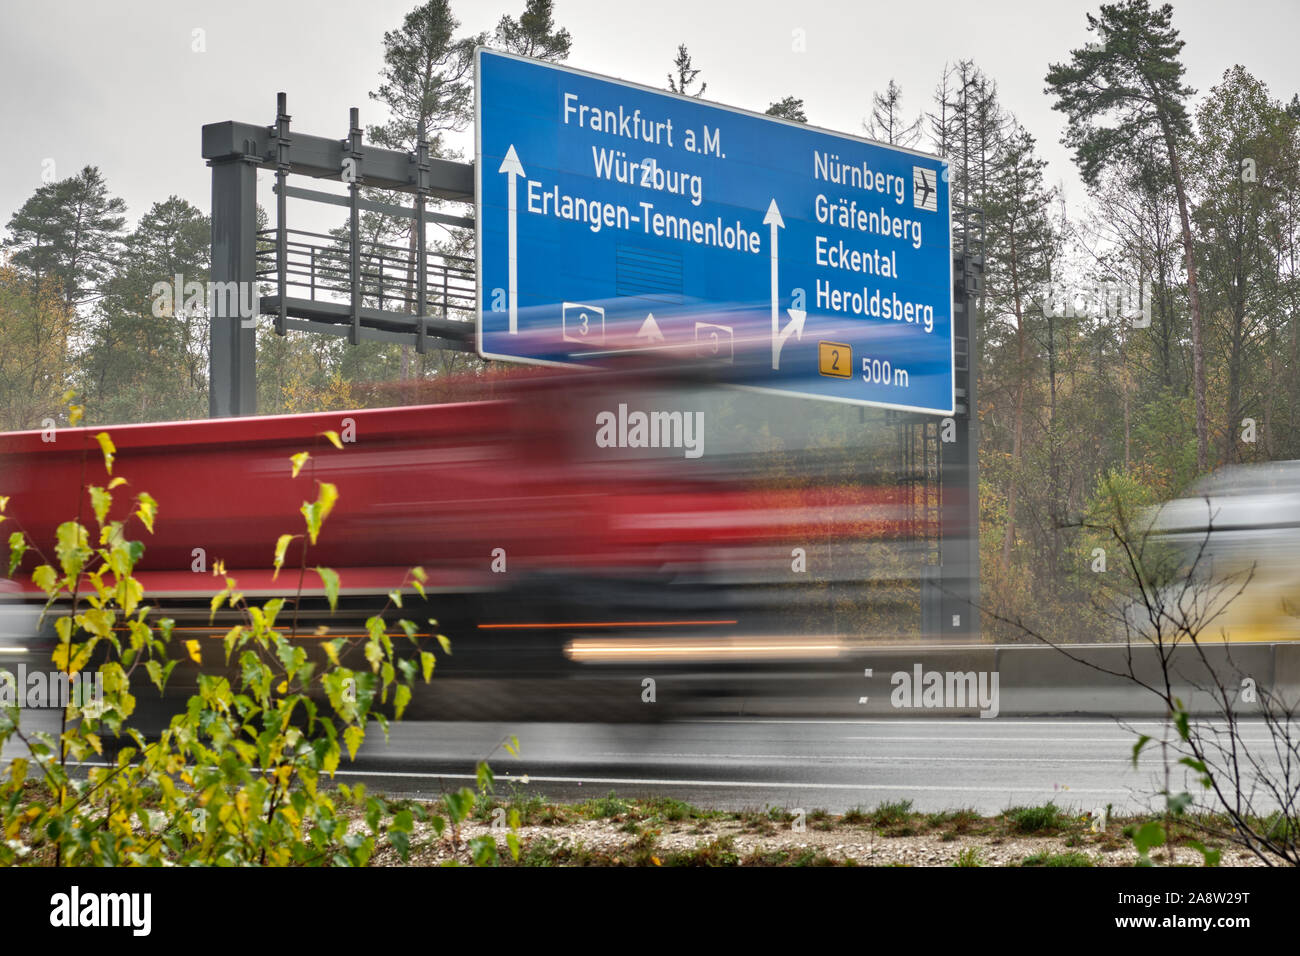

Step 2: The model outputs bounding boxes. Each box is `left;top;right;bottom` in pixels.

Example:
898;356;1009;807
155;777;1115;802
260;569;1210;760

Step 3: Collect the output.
201;93;476;417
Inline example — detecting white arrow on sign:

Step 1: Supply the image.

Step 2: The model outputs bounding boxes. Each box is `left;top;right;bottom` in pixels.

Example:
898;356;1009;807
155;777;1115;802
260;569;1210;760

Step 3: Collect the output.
763;199;806;370
635;312;665;344
499;145;526;334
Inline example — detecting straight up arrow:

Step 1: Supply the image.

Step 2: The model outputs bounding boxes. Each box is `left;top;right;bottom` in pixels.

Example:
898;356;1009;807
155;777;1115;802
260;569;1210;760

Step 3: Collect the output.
499;145;525;334
635;312;665;344
763;199;806;370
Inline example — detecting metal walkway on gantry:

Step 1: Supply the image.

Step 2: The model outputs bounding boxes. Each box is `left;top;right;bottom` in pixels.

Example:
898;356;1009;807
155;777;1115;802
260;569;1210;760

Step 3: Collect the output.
201;94;478;418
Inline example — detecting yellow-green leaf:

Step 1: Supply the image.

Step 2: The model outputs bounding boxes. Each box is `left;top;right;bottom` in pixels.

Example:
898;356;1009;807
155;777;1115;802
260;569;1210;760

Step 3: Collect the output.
315;567;340;613
94;432;116;475
32;564;58;595
301;482;339;545
135;492;157;534
89;486;111;526
317;482;338;525
210;588;229;619
320;431;344;451
9;531;29;577
323;741;341;776
343;724;364;760
290;452;309;478
272;534;294;580
185;639;202;665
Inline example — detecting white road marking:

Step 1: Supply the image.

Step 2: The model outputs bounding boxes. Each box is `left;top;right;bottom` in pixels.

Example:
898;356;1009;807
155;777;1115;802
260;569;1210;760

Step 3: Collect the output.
325;768;1139;795
590;752;1122;763
839;736;1276;744
692;718;1262;727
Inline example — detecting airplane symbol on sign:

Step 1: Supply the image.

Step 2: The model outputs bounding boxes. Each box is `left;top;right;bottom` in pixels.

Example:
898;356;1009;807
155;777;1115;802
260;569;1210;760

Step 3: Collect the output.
913;166;938;212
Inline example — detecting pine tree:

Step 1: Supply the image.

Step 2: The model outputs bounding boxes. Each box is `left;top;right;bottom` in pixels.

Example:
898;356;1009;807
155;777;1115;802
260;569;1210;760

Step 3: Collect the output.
368;0;484;379
1046;0;1210;472
0;265;74;430
3;166;126;309
668;44;706;97
765;97;807;123
866;79;921;147
1192;66;1288;463
931;62;1004;211
493;0;572;60
369;0;480;153
982;124;1058;566
77;197;210;423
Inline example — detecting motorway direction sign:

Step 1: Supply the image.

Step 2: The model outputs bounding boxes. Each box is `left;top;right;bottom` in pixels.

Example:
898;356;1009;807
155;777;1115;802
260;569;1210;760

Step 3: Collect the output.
476;49;954;415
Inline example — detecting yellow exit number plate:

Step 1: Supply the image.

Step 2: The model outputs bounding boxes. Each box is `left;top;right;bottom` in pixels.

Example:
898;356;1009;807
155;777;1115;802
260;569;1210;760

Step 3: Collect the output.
818;341;852;378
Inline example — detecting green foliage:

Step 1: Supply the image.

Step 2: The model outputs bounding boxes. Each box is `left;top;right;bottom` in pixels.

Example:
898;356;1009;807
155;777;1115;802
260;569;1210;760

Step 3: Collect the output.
370;0;477;151
667;43;705;98
870;799;916;829
1045;0;1194;187
0;409;514;866
579;790;633;820
953;846;984;867
2;165;126;308
1128;698;1221;867
492;0;572;61
0;267;76;431
75;197;210;424
1005;803;1067;834
1021;851;1094;867
765;97;807;124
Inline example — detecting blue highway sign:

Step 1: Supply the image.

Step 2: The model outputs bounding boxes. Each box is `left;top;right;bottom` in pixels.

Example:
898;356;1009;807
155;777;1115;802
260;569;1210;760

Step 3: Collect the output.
476;48;954;414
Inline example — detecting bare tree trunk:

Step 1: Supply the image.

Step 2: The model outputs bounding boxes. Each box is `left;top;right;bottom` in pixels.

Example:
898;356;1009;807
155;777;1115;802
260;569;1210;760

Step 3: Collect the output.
1122;331;1131;472
1166;143;1209;472
1002;239;1026;566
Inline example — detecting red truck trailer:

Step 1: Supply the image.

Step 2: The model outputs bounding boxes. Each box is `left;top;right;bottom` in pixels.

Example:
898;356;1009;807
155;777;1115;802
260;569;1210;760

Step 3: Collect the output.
0;364;926;719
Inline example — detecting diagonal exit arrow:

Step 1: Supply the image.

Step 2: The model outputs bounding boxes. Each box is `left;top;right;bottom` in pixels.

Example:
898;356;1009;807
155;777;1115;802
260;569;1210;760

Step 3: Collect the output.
499;145;525;334
763;199;805;370
778;307;806;358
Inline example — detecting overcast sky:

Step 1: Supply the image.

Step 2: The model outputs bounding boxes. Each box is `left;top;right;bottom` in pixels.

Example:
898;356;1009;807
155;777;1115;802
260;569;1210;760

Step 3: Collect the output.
1;0;1297;234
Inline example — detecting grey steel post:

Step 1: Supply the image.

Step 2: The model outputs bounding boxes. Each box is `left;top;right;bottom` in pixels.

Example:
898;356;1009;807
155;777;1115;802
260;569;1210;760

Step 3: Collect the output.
937;209;983;639
202;111;476;411
348;107;362;346
207;143;259;418
274;92;291;336
415;134;429;355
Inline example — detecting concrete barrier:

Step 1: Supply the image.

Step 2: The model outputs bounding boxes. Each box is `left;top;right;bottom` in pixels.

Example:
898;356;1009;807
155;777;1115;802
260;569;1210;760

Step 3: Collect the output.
678;642;1298;718
992;642;1276;717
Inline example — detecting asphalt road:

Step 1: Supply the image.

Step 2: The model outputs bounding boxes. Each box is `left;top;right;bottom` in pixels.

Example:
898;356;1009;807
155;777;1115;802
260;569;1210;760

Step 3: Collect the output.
5;710;1284;814
258;717;1278;814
